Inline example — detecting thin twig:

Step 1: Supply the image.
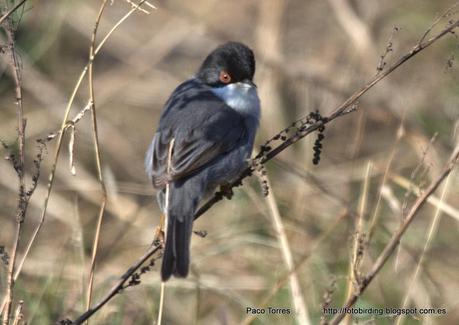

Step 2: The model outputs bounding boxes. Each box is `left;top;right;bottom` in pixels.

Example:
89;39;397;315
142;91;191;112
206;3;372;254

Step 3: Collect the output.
157;139;174;325
65;244;162;325
343;161;371;325
418;1;459;45
0;0;27;26
394;171;453;325
125;0;156;14
10;300;23;325
387;171;459;222
85;0;109;320
368;119;405;240
327;146;459;325
2;14;26;325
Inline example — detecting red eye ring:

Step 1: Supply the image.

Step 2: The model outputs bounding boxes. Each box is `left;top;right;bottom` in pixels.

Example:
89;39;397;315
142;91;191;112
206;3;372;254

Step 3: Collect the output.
219;71;231;84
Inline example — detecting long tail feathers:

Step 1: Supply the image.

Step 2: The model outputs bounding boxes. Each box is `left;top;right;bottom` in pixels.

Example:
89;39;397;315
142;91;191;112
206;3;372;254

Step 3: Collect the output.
161;217;175;281
161;214;193;281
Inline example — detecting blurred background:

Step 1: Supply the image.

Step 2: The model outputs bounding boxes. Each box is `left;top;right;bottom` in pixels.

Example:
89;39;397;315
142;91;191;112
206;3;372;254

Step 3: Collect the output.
1;0;458;324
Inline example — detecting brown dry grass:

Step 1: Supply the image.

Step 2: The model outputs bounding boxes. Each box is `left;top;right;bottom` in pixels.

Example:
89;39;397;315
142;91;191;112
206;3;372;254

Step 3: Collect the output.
1;1;459;324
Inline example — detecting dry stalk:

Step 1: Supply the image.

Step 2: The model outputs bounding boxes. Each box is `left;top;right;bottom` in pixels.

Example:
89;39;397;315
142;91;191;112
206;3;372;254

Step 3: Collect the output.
10;300;23;325
60;244;163;325
394;171;453;325
1;11;27;325
157;138;174;325
387;171;459;222
193;16;459;223
85;0;109;320
125;0;156;14
327;146;459;325
368;120;405;240
241;210;349;325
264;176;310;325
343;161;372;324
0;0;26;26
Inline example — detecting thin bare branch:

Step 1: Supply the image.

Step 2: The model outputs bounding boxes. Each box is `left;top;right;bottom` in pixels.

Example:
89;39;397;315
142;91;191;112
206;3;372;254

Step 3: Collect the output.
395;172;453;325
418;1;459;45
157;138;174;325
194;17;459;223
265;176;311;325
343;161;372;324
0;0;27;26
85;0;109;320
327;146;459;325
60;244;162;325
1;13;26;325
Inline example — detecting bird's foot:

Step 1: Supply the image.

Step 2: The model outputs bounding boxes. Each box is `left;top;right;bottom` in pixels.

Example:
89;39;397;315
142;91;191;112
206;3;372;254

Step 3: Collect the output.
219;183;234;200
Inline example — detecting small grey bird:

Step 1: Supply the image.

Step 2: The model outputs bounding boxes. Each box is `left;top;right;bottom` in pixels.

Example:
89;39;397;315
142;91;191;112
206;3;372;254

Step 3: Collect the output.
145;42;260;281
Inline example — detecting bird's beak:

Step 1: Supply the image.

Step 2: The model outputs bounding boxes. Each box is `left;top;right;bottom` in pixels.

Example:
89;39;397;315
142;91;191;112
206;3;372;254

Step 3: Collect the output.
241;79;257;88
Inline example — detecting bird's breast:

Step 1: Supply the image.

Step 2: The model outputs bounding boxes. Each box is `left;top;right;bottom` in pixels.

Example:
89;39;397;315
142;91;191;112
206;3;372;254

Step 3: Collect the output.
210;82;261;122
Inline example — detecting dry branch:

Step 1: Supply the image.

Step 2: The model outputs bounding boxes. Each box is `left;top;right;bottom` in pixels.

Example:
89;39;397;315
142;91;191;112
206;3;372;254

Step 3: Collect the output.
1;9;27;325
194;17;459;222
85;0;109;317
265;176;310;325
395;172;453;325
326;146;459;325
60;244;163;325
0;0;27;26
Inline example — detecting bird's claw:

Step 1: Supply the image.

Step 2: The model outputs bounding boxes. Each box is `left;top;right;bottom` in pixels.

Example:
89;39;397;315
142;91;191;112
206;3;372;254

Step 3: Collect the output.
219;183;234;200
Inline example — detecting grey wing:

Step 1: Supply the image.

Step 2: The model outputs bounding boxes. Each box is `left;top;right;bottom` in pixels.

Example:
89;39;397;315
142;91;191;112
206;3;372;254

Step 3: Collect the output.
147;108;246;189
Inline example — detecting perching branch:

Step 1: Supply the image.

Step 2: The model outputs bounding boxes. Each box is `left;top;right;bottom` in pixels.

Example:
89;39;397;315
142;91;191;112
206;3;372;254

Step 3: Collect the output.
61;8;459;325
194;17;459;221
59;244;163;325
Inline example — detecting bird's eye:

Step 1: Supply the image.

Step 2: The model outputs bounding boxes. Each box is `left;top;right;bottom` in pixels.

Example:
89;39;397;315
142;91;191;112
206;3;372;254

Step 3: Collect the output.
219;71;232;84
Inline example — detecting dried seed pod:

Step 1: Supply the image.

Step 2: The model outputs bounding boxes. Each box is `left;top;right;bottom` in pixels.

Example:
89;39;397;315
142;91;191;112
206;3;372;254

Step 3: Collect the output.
311;111;326;165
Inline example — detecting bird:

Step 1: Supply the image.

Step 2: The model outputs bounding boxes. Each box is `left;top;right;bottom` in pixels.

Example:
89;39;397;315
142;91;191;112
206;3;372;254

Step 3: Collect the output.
145;41;261;281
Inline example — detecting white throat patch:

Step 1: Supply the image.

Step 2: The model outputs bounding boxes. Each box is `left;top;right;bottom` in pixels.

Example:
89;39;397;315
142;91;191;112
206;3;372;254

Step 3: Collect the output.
211;82;260;119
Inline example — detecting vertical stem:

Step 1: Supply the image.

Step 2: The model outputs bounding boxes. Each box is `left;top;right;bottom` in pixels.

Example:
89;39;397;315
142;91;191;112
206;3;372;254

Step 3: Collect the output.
265;176;311;325
343;161;371;325
157;139;175;325
85;0;109;320
2;14;26;325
